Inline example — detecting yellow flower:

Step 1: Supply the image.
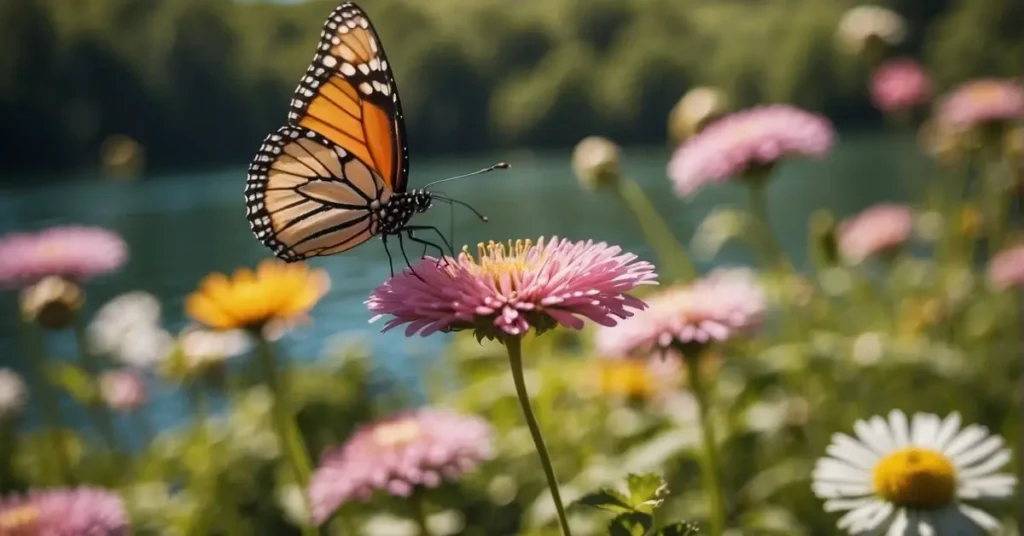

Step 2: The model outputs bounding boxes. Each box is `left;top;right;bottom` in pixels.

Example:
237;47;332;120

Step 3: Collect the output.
185;260;329;331
591;358;659;400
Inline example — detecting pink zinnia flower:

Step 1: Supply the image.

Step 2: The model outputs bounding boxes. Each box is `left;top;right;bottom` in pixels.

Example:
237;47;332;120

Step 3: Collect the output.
595;268;765;358
987;245;1024;289
99;370;148;412
0;226;127;289
366;237;657;340
936;79;1024;131
668;105;835;197
0;487;129;535
871;58;932;113
307;409;492;525
837;203;913;263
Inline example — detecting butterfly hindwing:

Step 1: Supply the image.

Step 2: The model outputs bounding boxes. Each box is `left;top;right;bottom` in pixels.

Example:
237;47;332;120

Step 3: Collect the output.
245;125;393;262
287;2;409;194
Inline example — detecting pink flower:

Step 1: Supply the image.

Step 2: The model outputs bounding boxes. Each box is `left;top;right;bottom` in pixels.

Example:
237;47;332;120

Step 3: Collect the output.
0;487;129;535
987;245;1024;289
0;226;127;289
936;79;1024;131
837;203;913;263
595;268;765;358
99;370;147;412
668;105;835;197
366;237;657;340
307;409;492;525
871;58;932;113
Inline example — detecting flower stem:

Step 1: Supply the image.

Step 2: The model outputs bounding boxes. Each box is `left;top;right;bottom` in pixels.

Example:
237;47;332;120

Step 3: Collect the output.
746;181;790;274
685;350;725;536
19;318;73;484
504;335;572;536
254;333;318;536
615;178;698;283
412;491;434;536
72;320;121;458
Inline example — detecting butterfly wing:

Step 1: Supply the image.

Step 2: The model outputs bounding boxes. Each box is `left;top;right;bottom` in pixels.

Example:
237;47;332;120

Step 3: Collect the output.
288;2;409;194
245;125;392;262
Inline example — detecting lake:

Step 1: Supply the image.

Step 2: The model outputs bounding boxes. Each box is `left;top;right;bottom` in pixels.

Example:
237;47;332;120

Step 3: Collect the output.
0;131;929;432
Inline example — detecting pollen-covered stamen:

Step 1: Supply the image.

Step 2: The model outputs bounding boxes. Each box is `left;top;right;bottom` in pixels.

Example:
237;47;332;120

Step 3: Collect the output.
0;505;40;533
372;419;423;449
872;447;957;509
461;240;545;285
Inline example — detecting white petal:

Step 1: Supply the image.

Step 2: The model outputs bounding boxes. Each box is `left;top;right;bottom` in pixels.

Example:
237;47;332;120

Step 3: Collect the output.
824;497;880;513
933;412;962;451
910;413;940;447
857;419;895;455
813;481;875;499
854;501;896;534
889;410;910;447
830;433;881;470
957;449;1012;479
869;416;896;452
955;503;1002;531
958;473;1017;499
839;500;889;531
911;510;936;536
886;509;908;536
944;425;989;459
814;458;872;483
951;435;1003;469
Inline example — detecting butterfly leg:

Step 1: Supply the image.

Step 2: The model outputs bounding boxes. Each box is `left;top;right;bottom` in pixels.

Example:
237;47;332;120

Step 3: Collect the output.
405;230;446;266
404;225;456;262
381;236;396;279
396;232;427;283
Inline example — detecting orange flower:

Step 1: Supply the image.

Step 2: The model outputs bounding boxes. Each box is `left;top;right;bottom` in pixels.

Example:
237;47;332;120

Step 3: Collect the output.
185;261;329;331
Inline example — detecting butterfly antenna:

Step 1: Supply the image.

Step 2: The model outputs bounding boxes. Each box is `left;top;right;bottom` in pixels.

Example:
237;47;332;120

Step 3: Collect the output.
434;195;489;223
422;162;509;189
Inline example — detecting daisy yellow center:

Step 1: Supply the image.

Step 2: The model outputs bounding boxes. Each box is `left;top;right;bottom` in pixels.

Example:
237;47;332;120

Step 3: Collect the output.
0;505;39;531
872;447;957;509
968;84;1004;107
373;419;423;448
463;240;542;283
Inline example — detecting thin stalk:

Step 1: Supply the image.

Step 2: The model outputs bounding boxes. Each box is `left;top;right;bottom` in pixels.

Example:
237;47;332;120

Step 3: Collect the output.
254;334;318;536
746;181;790;274
504;336;572;536
412;491;434;536
615;178;698;283
685;350;725;536
72;320;120;457
20;319;73;484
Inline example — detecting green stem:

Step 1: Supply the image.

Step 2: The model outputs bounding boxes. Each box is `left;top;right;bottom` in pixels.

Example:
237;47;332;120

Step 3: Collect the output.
72;320;121;457
255;334;318;536
685;350;725;536
19;318;73;484
615;178;698;283
412;491;434;536
504;336;572;536
746;181;789;274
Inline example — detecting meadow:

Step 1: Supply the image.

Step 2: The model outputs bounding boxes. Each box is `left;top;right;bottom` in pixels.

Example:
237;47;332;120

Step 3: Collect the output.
0;2;1022;536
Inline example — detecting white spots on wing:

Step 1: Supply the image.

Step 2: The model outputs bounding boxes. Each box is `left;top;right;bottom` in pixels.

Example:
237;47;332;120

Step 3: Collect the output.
359;82;373;95
335;147;348;159
306;130;316;138
331;36;341;45
322;55;338;68
368;58;379;71
380;84;391;96
380;60;388;71
358;17;369;29
369;37;379;54
341;63;356;76
357;63;370;75
315;67;325;76
346;19;357;29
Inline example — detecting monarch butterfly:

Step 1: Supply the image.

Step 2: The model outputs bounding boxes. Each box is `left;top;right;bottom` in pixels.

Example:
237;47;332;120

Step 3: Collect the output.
244;1;504;273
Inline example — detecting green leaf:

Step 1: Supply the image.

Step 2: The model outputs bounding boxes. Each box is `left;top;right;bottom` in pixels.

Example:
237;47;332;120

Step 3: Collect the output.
657;521;701;535
608;512;653;536
47;362;96;404
626;473;669;514
577;488;634;515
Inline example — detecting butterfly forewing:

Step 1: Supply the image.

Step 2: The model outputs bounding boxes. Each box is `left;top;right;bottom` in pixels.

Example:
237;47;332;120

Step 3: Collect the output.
287;2;409;193
245;125;392;261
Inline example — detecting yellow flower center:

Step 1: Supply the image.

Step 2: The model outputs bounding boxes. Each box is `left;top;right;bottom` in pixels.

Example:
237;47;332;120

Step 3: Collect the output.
462;240;542;283
0;505;40;533
872;447;957;509
373;419;423;449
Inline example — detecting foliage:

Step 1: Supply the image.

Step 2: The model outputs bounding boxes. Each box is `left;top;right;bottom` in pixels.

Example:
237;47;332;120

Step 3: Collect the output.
0;0;1021;174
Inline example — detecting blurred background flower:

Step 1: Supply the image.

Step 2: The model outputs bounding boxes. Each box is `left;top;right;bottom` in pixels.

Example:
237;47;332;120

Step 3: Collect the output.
571;136;621;191
837;203;914;264
0;487;129;535
0;369;26;420
668;86;730;144
88;291;174;368
870;58;932;114
99;370;147;413
19;276;84;330
836;5;907;59
987;245;1024;289
0;226;127;289
936;79;1024;132
668;105;835;197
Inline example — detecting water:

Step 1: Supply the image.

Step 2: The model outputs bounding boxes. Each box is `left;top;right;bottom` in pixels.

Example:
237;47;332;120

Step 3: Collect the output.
0;131;929;432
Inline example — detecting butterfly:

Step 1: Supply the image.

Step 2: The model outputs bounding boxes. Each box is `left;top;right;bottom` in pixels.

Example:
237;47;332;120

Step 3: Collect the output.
244;1;503;274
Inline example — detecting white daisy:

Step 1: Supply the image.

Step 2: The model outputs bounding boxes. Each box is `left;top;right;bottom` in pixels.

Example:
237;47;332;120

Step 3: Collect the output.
813;410;1016;535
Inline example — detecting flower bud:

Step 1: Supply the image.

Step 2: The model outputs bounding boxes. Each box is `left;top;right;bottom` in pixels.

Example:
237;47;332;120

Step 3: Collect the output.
0;369;27;420
836;5;906;61
571;136;621;191
668;87;729;144
20;276;84;330
99;370;148;412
